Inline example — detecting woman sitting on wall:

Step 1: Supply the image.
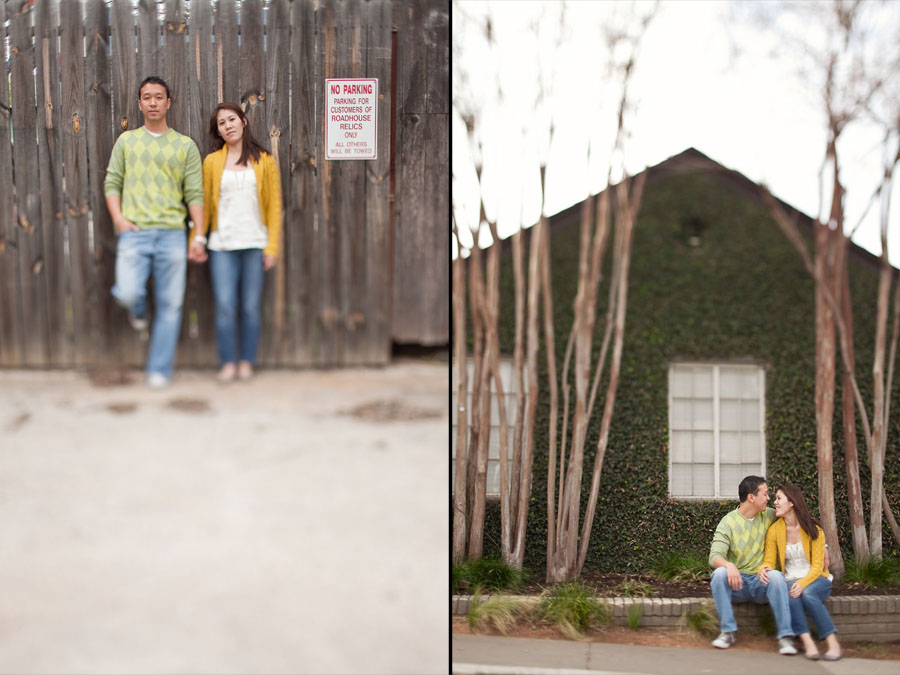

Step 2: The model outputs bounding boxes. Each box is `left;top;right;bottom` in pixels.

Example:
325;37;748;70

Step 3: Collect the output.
757;483;842;661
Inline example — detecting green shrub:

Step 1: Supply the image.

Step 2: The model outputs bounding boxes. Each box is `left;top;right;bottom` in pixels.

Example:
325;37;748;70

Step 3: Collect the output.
843;555;900;588
535;582;611;640
452;564;462;594
467;587;533;635
681;601;718;639
627;603;643;631
455;556;527;593
651;552;709;583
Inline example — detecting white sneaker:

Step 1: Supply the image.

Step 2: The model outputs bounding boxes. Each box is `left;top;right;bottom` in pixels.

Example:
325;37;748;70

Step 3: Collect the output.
778;637;798;655
128;312;149;331
147;372;169;389
712;631;735;649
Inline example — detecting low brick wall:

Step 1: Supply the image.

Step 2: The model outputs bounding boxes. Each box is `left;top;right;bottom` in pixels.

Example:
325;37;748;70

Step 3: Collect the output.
452;595;900;642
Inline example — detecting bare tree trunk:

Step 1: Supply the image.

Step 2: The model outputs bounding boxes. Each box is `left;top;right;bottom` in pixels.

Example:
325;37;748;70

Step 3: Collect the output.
466;240;487;560
883;275;900;548
510;230;526;530
511;218;544;566
578;173;645;573
541;219;560;573
837;233;869;562
869;208;893;560
452;236;469;564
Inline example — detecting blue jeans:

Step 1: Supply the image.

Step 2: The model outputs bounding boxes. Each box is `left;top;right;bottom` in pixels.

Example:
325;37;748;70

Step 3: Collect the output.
111;229;187;379
710;567;793;638
209;249;264;365
789;576;836;639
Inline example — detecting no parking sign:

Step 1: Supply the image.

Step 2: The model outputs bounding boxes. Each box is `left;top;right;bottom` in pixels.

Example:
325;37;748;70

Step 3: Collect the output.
325;78;378;160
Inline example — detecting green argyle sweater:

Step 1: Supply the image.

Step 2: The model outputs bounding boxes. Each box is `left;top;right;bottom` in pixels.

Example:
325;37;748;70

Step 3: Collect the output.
104;127;203;229
708;507;776;573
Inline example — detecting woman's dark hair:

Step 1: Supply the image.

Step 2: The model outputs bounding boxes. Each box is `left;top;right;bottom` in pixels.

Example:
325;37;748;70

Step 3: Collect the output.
778;483;821;540
209;103;268;166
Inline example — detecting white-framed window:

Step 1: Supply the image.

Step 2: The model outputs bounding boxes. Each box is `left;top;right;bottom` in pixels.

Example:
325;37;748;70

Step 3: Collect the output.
451;358;524;496
668;363;766;499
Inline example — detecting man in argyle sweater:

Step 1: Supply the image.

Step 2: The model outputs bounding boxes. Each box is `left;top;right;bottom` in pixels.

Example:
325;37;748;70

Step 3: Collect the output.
708;475;798;655
104;76;205;388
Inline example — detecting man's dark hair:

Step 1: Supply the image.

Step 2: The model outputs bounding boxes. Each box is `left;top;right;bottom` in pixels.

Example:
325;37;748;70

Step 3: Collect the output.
137;76;171;100
738;475;766;503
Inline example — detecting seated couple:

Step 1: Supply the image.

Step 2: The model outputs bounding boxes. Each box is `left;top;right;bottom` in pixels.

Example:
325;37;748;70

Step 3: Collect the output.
708;475;842;661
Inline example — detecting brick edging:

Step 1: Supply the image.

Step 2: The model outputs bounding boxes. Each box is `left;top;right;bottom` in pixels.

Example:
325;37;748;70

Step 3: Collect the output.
452;594;900;642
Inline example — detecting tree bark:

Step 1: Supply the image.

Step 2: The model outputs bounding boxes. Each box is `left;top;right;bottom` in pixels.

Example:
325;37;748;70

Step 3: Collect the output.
466;240;487;560
452;243;469;564
837;233;869;562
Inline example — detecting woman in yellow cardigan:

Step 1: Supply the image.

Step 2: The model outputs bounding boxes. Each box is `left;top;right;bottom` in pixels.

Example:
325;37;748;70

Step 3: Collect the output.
188;103;282;382
758;484;842;661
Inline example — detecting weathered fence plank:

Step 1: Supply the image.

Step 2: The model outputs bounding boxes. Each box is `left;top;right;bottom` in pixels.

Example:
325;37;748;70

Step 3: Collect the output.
287;0;318;365
0;0;23;366
137;0;160;81
392;0;449;346
60;0;99;365
361;0;393;364
261;0;291;365
10;3;51;366
34;0;70;366
84;0;118;361
0;0;448;370
216;0;239;105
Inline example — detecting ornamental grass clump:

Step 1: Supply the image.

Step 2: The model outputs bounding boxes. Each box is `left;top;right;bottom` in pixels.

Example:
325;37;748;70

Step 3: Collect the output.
681;601;718;639
454;556;527;593
467;587;533;635
627;603;643;631
536;582;611;641
651;551;709;583
843;555;900;589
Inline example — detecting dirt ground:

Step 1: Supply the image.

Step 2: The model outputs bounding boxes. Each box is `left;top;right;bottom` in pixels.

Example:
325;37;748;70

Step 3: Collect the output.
452;617;900;661
0;360;449;675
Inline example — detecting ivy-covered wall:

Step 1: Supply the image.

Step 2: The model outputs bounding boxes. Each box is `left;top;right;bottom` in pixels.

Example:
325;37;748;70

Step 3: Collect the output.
475;154;900;575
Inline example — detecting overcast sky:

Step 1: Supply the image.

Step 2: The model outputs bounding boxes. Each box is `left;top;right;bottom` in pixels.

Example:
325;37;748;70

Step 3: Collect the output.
452;0;900;266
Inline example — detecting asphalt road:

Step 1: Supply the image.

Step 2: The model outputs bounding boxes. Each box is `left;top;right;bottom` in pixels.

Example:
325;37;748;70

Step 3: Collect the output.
0;361;449;674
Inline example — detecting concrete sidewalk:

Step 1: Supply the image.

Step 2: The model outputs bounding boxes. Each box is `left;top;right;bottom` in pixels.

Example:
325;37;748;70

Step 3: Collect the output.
453;634;900;675
0;362;449;674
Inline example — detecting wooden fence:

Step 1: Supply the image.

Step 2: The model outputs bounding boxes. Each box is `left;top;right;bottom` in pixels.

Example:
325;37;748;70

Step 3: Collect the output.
0;0;448;369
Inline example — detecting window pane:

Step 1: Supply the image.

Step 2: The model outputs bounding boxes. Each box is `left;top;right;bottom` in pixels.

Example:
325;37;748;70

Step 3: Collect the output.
693;368;713;398
488;428;501;459
672;400;692;429
671;367;692;397
741;401;759;431
720;463;742;497
507;393;519;426
693;464;714;496
741;370;759;398
720;431;740;464
693;399;713;430
694;431;714;463
671;431;692;463
741;432;761;462
720;400;740;430
742;464;762;480
487;460;500;495
672;463;691;496
720;368;742;398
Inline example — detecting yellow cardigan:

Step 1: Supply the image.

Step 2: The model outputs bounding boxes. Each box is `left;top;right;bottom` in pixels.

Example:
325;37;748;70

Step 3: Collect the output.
194;146;282;258
759;518;829;590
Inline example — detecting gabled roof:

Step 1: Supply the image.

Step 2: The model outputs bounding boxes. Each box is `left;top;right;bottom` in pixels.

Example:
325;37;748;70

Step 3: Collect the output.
546;146;888;271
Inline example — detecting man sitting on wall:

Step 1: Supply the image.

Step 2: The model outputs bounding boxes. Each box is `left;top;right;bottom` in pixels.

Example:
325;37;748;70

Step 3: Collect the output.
708;475;811;655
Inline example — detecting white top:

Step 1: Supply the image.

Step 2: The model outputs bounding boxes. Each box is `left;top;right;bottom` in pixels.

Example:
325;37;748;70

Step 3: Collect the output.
208;168;268;251
784;541;810;582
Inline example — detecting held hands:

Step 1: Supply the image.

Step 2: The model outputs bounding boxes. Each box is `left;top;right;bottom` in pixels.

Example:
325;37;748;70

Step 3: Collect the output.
789;581;803;598
188;240;208;263
726;562;743;590
758;566;771;585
